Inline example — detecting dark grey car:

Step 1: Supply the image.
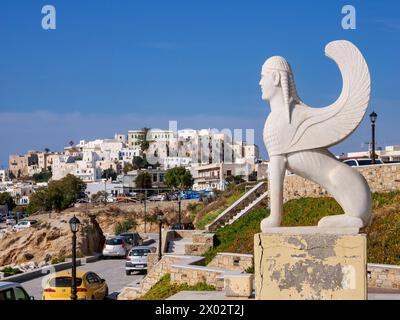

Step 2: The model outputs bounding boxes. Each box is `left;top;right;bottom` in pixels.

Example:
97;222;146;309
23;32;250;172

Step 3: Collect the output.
119;232;143;247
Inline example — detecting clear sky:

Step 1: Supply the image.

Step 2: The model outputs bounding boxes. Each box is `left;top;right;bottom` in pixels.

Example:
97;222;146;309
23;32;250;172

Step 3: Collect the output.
0;0;399;167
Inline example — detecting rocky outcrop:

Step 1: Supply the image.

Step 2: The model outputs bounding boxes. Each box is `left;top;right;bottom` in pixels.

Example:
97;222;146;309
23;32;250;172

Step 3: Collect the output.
0;213;105;268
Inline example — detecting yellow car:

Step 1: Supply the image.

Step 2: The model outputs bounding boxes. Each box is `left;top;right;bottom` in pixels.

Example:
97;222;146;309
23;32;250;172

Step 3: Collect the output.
42;270;108;300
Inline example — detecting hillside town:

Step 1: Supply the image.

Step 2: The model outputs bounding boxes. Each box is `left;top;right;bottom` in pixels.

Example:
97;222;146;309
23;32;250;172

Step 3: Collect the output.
2;126;400;210
2;128;265;206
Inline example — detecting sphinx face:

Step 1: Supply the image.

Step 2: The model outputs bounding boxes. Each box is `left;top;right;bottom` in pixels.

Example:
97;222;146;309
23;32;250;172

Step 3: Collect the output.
259;66;279;102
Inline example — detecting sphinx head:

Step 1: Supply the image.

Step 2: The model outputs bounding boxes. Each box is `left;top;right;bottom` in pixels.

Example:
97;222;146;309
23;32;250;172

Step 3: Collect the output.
260;56;300;123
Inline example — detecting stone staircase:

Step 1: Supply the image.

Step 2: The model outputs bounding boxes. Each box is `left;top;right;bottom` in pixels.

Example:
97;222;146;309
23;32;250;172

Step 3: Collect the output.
168;238;193;254
226;191;269;226
206;181;268;231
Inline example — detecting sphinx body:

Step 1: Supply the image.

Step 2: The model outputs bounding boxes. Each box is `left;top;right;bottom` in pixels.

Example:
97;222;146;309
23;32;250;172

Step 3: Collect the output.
260;40;372;232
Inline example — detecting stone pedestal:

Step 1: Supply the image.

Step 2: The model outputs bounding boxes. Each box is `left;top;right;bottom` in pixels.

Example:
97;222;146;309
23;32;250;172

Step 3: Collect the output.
254;227;367;300
224;274;254;298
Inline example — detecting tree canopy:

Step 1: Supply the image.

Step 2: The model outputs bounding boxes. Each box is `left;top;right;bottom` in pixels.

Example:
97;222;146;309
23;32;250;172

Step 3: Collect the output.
32;170;52;183
164;167;194;190
27;174;86;214
102;168;117;181
135;172;152;190
0;192;16;210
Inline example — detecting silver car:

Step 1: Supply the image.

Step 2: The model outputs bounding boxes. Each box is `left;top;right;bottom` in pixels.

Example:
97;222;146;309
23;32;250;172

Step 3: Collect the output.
0;282;34;300
102;236;130;258
125;246;156;275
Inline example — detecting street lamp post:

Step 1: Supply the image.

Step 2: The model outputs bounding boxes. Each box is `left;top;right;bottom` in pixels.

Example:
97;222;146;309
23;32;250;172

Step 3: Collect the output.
144;189;147;233
157;211;164;261
69;215;81;301
370;111;378;164
103;174;108;206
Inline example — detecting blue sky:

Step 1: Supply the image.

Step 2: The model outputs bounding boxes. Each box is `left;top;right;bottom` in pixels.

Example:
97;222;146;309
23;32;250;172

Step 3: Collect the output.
0;0;399;167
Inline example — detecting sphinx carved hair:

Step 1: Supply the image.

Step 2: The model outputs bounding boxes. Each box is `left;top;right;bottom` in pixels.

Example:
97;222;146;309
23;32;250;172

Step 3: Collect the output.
264;56;303;123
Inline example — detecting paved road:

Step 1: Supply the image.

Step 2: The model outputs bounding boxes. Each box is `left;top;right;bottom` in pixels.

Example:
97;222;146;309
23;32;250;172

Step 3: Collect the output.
21;233;159;300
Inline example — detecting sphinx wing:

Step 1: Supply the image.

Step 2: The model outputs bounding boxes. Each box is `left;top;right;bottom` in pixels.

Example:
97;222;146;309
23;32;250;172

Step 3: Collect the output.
285;40;371;153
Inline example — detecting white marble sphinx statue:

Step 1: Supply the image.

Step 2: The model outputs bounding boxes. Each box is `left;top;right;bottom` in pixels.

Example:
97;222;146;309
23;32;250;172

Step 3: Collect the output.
260;40;372;232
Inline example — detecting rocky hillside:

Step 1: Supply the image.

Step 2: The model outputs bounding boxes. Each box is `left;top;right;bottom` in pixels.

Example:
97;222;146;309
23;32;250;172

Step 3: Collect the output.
0;212;104;267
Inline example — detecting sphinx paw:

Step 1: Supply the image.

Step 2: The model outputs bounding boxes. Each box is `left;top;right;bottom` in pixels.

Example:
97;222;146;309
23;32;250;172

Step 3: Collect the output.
318;215;365;229
261;216;281;232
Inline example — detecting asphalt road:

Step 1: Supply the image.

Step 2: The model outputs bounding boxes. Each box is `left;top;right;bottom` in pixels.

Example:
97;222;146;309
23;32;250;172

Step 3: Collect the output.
21;233;159;300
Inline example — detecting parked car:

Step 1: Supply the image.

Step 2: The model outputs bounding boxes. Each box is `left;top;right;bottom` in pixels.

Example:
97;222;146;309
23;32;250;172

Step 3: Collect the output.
12;220;37;231
119;232;143;247
125;246;156;275
343;158;383;167
5;217;16;226
147;194;167;201
102;236;130;258
169;223;195;230
42;270;108;300
0;282;34;300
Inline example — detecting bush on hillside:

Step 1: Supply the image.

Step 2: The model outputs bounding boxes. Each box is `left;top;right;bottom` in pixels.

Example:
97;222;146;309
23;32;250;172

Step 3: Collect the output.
114;218;137;235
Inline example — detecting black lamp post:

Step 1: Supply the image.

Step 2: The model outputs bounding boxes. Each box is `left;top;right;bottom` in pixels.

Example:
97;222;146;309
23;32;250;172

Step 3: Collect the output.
157;211;164;261
178;192;182;225
370;111;378;164
69;215;80;300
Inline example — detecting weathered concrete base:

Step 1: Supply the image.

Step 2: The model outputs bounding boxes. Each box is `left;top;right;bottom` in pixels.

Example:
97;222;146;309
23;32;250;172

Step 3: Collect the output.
254;227;367;300
224;274;254;298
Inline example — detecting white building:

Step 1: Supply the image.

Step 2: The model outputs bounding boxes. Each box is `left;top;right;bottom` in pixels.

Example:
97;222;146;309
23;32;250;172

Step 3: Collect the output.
52;152;102;183
344;145;400;162
119;148;142;162
0;170;7;182
191;162;255;191
163;157;192;169
85;181;124;201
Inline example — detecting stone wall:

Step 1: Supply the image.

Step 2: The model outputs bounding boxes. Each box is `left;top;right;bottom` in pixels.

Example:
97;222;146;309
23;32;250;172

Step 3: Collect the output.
367;263;400;290
185;232;214;255
170;260;225;291
161;230;214;256
118;254;186;300
208;253;253;271
147;253;159;272
283;163;400;202
118;253;251;300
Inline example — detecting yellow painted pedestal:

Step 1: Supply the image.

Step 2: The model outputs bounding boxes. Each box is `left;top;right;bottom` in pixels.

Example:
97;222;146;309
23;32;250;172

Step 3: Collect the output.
254;227;367;300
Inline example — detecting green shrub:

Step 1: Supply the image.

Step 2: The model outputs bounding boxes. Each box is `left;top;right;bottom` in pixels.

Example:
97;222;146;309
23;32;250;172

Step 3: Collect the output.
138;274;216;300
195;209;222;230
1;267;22;277
51;256;66;265
114;218;137;235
